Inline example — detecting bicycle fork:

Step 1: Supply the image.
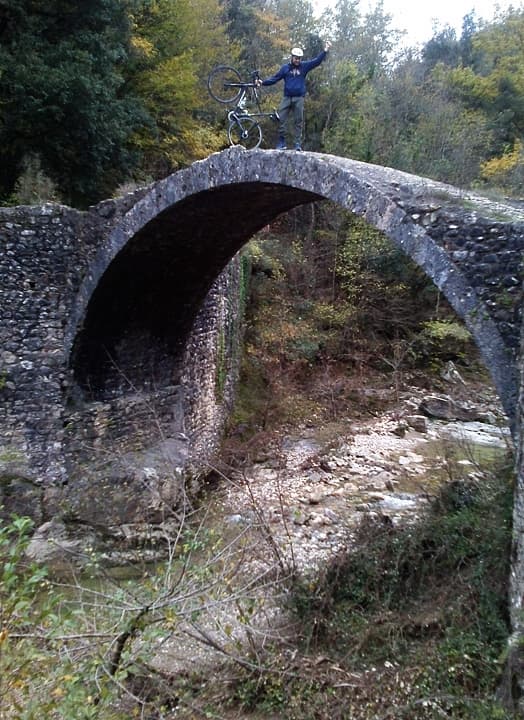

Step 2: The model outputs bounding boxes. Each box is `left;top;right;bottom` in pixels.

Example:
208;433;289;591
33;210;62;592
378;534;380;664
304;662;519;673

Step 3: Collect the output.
228;111;252;139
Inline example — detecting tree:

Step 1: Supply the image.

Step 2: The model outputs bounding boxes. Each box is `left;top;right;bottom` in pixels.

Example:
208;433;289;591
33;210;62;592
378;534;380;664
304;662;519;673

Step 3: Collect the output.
444;10;524;149
318;0;403;155
126;0;233;177
422;25;462;72
0;0;147;206
221;0;322;76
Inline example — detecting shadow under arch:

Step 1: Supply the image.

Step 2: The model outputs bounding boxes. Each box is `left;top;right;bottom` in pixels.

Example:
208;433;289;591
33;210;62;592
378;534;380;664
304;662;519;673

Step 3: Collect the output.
66;147;518;428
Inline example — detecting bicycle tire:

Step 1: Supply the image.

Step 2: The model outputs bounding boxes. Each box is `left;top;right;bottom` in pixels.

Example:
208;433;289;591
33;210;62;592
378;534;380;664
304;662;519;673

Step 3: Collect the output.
208;65;243;105
227;117;263;149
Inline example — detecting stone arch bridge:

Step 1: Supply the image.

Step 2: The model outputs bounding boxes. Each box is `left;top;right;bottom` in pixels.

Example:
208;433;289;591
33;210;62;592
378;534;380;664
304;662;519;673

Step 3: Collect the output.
1;146;523;525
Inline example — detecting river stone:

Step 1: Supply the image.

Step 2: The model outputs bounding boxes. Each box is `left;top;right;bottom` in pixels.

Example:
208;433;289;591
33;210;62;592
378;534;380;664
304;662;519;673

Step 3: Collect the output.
398;452;425;465
307;490;324;504
405;414;428;432
419;394;486;421
25;518;96;570
305;470;324;483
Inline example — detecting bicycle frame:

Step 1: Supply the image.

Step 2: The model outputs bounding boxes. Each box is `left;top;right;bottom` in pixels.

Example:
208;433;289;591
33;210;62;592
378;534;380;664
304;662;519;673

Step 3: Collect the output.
226;107;263;149
226;86;279;149
226;81;278;119
230;87;279;118
208;66;279;149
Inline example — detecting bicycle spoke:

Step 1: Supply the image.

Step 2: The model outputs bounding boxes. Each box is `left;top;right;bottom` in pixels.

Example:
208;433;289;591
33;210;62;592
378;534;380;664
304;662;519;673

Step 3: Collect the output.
228;117;263;150
207;65;242;105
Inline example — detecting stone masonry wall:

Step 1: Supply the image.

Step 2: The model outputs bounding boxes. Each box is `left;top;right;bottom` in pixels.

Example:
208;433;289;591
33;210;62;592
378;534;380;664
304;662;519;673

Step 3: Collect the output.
503;292;524;714
0;201;245;524
0;204;85;502
424;209;524;354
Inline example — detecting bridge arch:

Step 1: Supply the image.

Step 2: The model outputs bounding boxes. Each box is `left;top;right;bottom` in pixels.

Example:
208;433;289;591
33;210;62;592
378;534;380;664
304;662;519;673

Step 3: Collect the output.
67;147;518;422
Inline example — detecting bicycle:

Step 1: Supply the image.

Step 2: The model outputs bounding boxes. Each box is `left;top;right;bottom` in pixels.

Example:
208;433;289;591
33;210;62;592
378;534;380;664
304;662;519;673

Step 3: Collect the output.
207;65;279;150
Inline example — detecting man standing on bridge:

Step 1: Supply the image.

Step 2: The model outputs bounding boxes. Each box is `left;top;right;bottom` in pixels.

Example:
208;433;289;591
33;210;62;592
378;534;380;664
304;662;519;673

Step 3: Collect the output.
256;41;331;151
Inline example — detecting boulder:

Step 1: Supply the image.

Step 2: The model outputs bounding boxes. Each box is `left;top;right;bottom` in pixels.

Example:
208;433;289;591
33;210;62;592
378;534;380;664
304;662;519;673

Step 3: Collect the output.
405;415;428;433
25;518;96;571
419;394;487;422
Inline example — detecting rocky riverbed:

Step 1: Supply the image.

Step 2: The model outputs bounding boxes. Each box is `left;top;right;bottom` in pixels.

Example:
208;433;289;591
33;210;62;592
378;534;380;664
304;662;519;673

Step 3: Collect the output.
214;385;511;575
26;380;510;577
148;381;512;678
22;377;513;698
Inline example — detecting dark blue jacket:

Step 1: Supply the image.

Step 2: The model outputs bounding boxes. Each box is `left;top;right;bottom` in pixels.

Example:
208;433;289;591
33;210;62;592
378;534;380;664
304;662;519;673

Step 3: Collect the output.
262;50;327;97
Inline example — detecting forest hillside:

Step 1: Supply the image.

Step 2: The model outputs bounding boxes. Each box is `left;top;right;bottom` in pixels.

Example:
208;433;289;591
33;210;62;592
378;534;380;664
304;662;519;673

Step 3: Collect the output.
2;0;524;206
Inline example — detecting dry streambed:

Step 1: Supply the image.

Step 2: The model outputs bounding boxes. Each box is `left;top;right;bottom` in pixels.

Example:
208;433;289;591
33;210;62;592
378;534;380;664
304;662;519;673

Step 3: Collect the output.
217;391;510;574
152;386;511;675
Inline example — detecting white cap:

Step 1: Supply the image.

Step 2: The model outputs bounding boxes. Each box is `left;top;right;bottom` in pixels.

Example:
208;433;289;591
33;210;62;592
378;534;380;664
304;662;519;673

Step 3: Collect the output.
291;47;304;57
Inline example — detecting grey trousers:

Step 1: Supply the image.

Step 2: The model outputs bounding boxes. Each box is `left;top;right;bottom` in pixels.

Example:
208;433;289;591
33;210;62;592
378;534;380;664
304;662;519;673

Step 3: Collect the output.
278;95;305;144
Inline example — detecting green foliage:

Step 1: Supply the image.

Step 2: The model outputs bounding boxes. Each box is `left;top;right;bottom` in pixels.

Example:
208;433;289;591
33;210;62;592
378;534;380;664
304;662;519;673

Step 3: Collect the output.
127;0;233;175
8;153;61;205
230;206;473;435
225;0;316;74
332;212;440;355
467;9;524;145
336;214;398;299
243;235;328;370
4;0;524;201
0;0;148;206
480;139;524;194
319;0;404;158
228;353;272;431
219;452;514;720
422;9;524;189
422;25;463;71
316;466;510;621
0;505;277;718
419;320;471;342
288;453;513;717
0;514;121;718
414;319;474;364
230;667;325;716
1;515;45;615
322;7;524;191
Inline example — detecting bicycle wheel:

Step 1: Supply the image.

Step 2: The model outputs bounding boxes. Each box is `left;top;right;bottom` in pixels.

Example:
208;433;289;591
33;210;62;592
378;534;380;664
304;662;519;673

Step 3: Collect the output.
228;117;263;149
208;65;242;105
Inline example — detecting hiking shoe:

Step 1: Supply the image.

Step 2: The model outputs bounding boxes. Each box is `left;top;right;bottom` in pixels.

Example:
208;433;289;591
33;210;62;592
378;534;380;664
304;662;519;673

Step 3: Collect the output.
276;137;286;150
294;143;302;151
